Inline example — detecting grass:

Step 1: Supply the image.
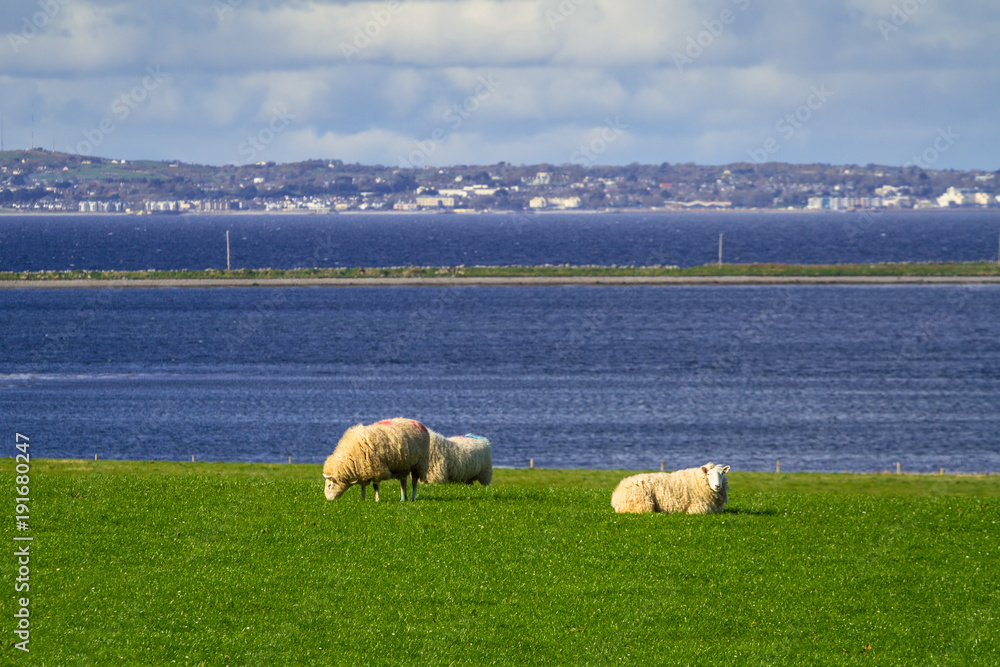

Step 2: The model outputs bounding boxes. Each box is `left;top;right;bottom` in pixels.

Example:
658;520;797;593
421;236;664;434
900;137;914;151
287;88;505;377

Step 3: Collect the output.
2;261;1000;282
4;460;999;665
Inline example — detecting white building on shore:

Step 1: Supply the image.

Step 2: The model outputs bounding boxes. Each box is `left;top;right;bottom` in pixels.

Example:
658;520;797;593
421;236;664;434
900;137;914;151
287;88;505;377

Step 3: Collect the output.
415;195;455;208
807;196;883;210
79;200;125;212
936;187;994;207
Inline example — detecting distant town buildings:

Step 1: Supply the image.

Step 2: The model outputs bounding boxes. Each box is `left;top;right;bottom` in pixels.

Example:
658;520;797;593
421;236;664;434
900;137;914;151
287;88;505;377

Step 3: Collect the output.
2;149;998;214
79;201;125;212
415;195;455;208
808;184;997;211
936;187;995;208
807;196;884;210
529;196;582;210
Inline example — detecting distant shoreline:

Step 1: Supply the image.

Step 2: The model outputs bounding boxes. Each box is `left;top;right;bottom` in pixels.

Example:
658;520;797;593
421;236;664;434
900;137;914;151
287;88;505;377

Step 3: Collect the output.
5;274;1000;289
4;262;1000;289
2;207;998;217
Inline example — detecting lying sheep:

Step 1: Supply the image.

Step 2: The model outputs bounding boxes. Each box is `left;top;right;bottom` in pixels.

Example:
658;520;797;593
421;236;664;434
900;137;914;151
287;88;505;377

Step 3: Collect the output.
323;418;430;501
424;431;492;485
611;462;730;514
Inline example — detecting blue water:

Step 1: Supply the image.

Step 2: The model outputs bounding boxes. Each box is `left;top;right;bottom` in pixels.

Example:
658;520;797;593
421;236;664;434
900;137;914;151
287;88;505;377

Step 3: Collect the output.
1;210;998;271
3;283;999;473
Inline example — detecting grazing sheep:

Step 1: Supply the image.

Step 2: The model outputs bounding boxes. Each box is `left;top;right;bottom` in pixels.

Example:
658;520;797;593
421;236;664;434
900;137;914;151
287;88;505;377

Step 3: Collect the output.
424;431;493;485
611;462;730;514
322;418;430;501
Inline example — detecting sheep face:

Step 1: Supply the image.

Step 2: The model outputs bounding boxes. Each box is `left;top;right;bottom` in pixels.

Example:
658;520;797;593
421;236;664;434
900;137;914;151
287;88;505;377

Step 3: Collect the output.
324;475;349;500
703;464;730;492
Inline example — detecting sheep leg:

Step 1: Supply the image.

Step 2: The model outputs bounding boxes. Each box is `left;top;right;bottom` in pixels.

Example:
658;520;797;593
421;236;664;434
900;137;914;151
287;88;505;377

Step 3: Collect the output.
359;483;366;501
399;476;408;502
373;482;380;502
410;471;419;501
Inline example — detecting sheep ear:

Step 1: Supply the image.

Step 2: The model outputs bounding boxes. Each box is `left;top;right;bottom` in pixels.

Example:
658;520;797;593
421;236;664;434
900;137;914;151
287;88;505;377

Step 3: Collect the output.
701;466;708;474
323;474;331;480
722;466;730;474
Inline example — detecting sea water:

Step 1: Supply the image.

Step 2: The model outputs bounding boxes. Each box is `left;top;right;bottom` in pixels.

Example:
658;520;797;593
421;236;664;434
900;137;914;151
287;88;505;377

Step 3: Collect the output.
1;210;998;271
3;283;998;473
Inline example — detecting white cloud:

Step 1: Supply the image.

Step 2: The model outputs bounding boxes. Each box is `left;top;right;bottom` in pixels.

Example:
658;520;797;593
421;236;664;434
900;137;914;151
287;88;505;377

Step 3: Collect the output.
1;3;147;74
0;0;996;168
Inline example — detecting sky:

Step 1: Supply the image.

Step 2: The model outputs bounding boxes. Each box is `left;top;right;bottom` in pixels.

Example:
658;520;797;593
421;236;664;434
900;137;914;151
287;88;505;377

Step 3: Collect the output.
1;0;998;170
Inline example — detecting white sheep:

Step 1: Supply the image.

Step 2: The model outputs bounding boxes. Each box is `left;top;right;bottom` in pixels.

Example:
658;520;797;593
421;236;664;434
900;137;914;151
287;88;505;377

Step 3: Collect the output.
611;462;730;514
424;431;492;485
322;418;430;501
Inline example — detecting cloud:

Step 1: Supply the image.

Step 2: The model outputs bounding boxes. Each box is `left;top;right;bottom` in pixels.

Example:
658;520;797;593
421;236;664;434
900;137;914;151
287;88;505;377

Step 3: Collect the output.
0;0;996;168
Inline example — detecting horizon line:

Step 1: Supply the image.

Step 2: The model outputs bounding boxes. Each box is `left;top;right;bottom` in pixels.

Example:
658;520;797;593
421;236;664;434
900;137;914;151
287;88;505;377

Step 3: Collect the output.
3;147;998;174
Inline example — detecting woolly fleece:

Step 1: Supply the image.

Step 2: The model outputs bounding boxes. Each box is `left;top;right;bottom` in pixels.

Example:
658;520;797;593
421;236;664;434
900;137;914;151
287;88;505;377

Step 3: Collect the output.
611;463;730;514
323;417;430;501
424;431;493;485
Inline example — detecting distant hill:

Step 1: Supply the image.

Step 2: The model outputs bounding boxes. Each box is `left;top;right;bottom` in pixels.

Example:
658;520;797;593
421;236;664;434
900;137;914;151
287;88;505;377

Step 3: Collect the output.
1;149;997;213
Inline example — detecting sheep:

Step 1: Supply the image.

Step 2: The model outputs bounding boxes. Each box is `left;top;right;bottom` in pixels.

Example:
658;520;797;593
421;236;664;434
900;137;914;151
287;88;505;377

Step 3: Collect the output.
322;418;430;501
611;462;730;514
424;431;493;485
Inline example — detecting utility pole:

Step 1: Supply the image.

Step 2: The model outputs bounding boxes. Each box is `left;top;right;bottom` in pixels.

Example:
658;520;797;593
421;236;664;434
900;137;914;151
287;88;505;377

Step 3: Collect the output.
718;233;723;266
226;230;231;271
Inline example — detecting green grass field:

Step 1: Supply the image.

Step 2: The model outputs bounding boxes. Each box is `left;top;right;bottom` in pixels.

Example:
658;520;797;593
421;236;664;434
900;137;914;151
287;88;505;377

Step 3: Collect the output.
2;261;1000;282
4;460;999;665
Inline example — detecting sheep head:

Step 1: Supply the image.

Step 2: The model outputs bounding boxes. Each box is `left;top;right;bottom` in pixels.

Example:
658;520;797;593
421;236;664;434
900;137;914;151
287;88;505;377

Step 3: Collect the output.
323;474;349;500
702;463;731;492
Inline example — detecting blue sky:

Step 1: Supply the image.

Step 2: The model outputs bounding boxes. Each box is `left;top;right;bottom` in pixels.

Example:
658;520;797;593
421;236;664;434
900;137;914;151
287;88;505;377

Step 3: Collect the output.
2;0;997;169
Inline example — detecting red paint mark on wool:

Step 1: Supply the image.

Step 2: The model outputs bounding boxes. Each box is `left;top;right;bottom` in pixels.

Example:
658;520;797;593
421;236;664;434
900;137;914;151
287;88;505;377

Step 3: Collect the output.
375;418;426;432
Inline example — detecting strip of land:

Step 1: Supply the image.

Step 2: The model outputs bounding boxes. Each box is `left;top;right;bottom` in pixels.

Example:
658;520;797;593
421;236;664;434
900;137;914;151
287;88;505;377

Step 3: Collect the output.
5;275;1000;288
3;262;1000;288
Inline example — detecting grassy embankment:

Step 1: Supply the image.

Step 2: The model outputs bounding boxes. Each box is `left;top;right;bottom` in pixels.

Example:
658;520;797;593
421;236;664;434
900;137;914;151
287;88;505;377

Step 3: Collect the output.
4;459;998;665
2;261;1000;282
